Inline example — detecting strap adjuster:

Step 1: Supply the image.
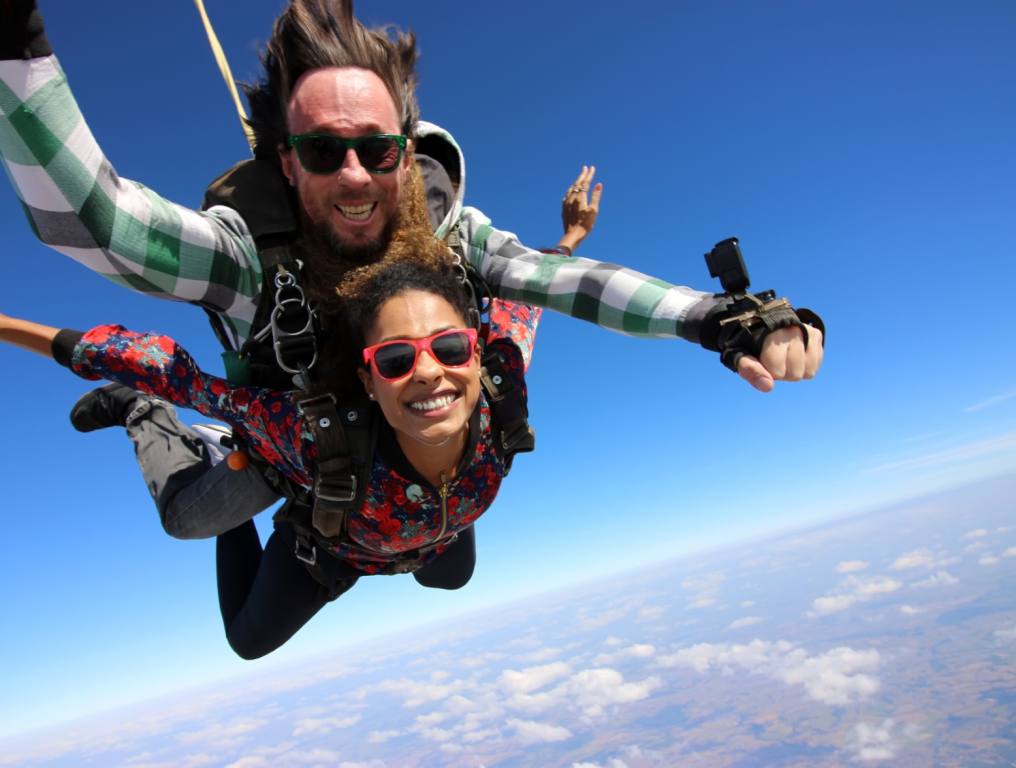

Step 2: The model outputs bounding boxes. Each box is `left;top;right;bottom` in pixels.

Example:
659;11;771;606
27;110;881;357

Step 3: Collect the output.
294;538;317;566
315;474;357;504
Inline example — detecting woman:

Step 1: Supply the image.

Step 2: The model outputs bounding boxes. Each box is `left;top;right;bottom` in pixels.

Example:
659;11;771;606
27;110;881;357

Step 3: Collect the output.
0;229;539;659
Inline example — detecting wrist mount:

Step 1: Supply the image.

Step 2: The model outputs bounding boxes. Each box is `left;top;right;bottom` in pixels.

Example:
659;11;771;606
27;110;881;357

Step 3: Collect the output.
702;237;817;373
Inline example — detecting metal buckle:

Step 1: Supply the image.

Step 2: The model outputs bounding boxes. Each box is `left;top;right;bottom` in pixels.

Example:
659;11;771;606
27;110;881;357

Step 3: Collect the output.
315;475;357;503
270;272;318;374
294;538;317;566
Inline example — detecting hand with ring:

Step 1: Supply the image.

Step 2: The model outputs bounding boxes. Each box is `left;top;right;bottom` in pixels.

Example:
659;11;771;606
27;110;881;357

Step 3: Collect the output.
558;165;603;254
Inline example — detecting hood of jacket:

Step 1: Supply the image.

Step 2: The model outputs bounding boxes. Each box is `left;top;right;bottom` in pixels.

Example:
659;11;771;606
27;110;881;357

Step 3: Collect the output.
415;120;466;240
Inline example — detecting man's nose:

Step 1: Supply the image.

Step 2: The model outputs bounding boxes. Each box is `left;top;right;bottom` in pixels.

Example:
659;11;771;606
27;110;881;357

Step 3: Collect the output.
337;148;371;186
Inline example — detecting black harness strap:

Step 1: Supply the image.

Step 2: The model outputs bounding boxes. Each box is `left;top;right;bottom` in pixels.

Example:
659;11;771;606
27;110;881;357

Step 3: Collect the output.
480;349;535;473
297;395;376;539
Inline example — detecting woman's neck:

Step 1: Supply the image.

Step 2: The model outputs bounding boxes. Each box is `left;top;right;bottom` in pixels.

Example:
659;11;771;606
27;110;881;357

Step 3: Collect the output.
396;427;468;487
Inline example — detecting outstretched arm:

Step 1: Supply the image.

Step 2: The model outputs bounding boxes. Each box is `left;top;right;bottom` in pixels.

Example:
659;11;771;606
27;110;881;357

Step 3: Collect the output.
0;311;58;358
457;209;824;391
0;1;263;348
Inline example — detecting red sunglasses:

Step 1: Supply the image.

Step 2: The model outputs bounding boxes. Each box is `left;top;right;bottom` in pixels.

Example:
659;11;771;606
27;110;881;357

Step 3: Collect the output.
362;328;479;381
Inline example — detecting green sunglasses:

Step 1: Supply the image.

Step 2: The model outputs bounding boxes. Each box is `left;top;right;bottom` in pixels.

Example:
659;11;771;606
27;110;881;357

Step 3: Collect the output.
286;133;407;175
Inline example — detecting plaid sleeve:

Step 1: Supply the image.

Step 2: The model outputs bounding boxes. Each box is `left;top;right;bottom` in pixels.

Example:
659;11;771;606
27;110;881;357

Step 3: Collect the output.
457;206;717;342
0;56;261;348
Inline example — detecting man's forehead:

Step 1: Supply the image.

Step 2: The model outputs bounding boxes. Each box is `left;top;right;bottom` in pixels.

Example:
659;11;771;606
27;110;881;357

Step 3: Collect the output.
287;66;401;135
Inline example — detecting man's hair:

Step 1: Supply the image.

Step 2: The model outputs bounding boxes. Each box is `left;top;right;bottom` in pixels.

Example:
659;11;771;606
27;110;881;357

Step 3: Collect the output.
245;0;420;160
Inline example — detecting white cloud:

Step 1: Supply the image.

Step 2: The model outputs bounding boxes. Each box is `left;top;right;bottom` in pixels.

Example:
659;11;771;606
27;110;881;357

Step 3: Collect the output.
851;719;896;762
740;600;756;608
637;605;665;621
505;666;660;719
1003;547;1016;558
810;575;901;616
994;624;1016;643
963;528;989;540
913;571;958;588
506;718;572;745
837;560;869;573
964;388;1016;412
852;577;903;596
414;711;449;727
659;639;881;706
899;605;923;615
593;644;656;665
728;616;764;630
864;432;1016;474
176;719;267;747
375;677;465;707
567;669;662;717
367;730;401;744
890;549;936;570
499;662;571;694
688;596;717;609
291;714;360;737
979;555;1000;566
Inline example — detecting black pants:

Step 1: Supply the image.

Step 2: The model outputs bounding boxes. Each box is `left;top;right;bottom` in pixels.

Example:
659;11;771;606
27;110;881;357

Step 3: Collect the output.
216;522;477;659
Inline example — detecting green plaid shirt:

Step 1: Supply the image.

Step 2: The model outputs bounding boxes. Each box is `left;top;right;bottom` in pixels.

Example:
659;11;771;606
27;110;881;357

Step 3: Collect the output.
0;56;715;350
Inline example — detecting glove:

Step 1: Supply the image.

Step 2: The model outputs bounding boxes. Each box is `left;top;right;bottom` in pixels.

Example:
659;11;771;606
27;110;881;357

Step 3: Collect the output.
0;0;52;60
700;294;825;374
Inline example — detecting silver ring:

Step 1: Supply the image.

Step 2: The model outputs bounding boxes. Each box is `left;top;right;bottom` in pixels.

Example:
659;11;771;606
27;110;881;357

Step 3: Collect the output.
574;186;586;193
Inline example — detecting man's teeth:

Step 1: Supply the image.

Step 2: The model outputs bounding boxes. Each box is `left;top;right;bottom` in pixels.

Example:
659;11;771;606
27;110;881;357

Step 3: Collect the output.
410;394;457;412
337;203;374;221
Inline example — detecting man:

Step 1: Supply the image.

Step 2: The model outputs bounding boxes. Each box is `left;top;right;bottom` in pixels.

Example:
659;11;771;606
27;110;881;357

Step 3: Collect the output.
0;0;823;539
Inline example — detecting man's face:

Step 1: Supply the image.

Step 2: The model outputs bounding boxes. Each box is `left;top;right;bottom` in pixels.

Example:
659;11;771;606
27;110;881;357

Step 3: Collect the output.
280;67;411;260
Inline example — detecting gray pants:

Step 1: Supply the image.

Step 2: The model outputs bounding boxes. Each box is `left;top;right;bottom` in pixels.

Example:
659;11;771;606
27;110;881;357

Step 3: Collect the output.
126;399;280;539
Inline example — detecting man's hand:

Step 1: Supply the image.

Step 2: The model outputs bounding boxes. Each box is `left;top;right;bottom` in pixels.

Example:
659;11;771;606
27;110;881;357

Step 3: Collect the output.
737;324;824;392
558;165;603;253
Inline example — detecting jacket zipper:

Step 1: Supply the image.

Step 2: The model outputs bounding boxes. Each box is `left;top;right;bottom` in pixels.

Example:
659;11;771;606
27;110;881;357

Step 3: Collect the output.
435;472;450;541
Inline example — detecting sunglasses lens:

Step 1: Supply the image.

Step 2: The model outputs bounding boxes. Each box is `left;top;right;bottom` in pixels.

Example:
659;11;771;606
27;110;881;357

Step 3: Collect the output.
295;136;346;174
430;331;474;366
373;343;416;379
356;136;403;172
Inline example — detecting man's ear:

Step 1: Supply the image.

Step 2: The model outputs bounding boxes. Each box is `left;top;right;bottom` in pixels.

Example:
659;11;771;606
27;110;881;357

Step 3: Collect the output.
279;145;296;186
357;366;374;399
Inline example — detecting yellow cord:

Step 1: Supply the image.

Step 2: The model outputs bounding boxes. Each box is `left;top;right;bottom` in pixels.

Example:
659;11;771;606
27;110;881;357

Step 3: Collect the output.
193;0;256;152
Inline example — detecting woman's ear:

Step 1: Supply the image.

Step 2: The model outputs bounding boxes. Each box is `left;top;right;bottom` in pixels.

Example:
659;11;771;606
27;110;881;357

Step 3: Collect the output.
357;367;374;400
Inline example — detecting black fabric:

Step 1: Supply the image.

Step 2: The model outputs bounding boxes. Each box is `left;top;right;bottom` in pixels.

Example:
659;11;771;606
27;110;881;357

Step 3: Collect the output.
216;520;359;660
0;0;52;59
52;328;83;368
216;518;478;658
412;525;476;589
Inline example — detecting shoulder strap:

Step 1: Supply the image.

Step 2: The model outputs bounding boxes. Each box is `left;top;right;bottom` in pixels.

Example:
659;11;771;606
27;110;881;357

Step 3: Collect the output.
479;348;535;474
203;159;321;387
297;394;378;539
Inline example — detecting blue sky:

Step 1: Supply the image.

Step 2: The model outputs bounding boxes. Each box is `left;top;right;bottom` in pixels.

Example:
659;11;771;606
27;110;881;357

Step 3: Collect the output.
0;0;1014;740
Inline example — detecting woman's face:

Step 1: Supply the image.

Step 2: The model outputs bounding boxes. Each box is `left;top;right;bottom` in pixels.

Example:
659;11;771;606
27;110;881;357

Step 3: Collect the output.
358;289;481;450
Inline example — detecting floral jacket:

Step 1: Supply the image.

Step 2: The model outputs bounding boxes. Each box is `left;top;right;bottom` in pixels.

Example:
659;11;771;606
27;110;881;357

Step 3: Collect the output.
69;300;540;574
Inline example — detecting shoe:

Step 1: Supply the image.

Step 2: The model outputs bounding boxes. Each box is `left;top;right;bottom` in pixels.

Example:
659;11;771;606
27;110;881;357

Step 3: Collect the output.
69;383;143;433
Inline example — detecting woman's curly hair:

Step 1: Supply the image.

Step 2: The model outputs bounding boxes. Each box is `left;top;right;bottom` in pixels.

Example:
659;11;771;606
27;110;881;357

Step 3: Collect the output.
314;224;474;397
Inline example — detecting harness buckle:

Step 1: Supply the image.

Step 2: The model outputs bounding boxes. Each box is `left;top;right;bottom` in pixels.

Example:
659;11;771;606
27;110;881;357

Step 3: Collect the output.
294;538;318;566
315;474;357;504
502;424;536;455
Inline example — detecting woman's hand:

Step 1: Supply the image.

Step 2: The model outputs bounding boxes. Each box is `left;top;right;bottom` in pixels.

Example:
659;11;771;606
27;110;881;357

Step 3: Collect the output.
558;165;603;254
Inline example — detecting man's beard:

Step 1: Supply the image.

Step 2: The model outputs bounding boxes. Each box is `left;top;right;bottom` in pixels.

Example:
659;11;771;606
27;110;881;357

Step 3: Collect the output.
297;204;400;306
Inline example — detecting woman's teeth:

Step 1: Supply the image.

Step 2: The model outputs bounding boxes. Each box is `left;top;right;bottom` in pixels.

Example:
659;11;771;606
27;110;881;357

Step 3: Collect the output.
410;394;457;412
